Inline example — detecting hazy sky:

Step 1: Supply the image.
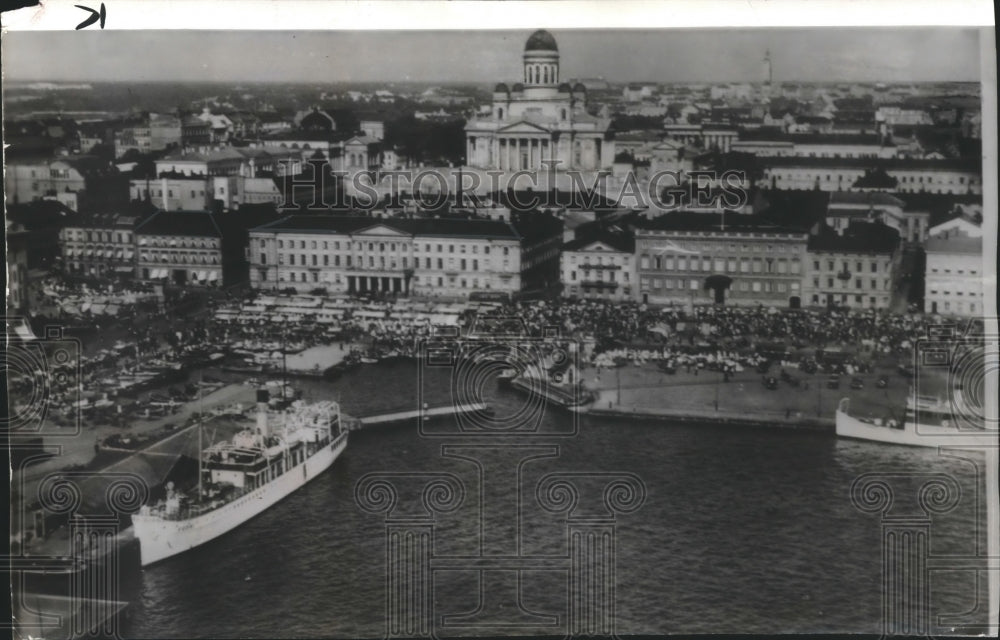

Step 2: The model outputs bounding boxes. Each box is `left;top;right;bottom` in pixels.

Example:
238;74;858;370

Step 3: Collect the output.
2;28;982;84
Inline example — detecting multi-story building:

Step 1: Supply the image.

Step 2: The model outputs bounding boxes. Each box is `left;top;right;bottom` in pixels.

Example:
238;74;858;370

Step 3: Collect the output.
247;213;562;298
633;213;809;308
560;229;636;301
135;210;224;286
924;227;983;317
804;222;901;309
59;213;144;278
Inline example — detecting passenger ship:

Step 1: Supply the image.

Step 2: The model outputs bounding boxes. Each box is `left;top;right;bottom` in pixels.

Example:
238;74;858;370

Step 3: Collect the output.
132;390;348;566
835;394;995;448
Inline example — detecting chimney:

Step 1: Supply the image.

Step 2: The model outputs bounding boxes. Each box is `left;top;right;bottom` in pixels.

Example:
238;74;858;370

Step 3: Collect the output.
256;389;270;437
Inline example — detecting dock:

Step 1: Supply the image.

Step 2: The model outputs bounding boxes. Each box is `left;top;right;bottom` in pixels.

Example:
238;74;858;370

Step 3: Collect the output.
354;403;489;430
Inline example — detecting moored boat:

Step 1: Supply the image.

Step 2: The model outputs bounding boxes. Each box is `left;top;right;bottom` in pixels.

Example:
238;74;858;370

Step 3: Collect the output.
131;389;348;566
835;396;994;448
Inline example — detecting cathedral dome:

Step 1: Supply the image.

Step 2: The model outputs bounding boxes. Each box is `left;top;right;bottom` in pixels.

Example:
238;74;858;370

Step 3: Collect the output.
557;82;572;93
525;29;558;52
573;82;587;93
494;82;509;93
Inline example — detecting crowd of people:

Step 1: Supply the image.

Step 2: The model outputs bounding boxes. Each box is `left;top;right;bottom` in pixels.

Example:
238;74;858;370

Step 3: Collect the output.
482;300;942;359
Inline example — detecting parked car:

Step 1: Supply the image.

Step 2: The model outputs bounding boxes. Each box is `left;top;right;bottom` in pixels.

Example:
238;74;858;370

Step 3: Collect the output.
827;375;841;390
850;377;865;390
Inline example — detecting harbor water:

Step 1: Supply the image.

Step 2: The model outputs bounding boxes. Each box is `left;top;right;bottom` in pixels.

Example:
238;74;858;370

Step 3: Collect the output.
123;361;988;637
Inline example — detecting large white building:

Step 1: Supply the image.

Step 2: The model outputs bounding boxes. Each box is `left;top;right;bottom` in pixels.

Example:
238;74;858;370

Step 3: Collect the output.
464;30;614;172
247;213;563;299
633;213;809;308
924;226;984;317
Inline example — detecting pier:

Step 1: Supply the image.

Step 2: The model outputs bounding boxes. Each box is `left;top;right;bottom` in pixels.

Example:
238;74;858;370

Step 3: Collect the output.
354;403;489;430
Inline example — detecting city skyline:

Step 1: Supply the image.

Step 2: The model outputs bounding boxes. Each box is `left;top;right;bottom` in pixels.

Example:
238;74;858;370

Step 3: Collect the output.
2;27;982;84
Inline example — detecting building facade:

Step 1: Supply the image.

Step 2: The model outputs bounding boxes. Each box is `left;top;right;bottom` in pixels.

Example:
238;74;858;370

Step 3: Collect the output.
248;214;561;298
560;232;636;301
634;214;808;308
135;210;223;286
924;230;983;317
804;222;901;309
59;214;142;278
465;30;614;171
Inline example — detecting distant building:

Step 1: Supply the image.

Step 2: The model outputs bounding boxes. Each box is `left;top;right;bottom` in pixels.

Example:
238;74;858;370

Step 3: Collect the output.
760;156;982;194
135;210;223;286
804;222;901;309
465;30;614;171
4;155;127;212
359;120;385;141
825;191;928;245
634;213;808;308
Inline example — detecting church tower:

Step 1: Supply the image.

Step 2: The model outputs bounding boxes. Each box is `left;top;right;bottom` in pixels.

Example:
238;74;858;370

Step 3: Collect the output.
762;49;773;87
523;29;560;93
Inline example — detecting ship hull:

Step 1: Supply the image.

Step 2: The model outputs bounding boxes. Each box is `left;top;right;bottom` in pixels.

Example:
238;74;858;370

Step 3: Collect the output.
132;433;348;567
835;409;993;448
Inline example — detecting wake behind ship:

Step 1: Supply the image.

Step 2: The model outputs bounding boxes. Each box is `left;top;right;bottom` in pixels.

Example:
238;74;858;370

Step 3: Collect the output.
132;389;348;566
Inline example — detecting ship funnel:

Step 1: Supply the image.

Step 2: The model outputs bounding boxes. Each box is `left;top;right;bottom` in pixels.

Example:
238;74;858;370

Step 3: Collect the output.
257;389;270;437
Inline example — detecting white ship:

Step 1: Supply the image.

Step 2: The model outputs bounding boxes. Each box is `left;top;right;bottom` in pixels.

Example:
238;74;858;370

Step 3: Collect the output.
835;395;996;448
132;389;348;566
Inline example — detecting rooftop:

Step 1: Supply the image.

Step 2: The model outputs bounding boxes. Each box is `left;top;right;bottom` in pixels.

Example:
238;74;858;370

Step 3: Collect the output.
925;233;982;255
251;215;522;241
808;222;899;254
135;210;222;238
635;212;806;235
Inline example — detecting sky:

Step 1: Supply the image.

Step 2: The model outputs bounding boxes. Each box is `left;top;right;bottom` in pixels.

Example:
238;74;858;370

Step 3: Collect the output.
1;28;983;84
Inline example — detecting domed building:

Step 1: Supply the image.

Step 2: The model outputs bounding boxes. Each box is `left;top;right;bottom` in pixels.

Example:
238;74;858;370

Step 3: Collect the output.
465;30;614;172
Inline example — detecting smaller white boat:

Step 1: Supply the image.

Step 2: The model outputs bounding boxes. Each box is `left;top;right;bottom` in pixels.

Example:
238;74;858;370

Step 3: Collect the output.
835;396;995;448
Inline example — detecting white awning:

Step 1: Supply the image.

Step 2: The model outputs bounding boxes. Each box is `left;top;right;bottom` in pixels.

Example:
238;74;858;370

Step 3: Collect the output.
125;251;134;259
116;250;124;258
208;271;219;282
